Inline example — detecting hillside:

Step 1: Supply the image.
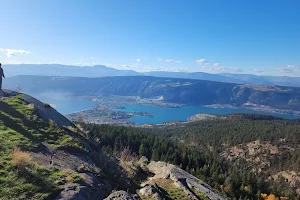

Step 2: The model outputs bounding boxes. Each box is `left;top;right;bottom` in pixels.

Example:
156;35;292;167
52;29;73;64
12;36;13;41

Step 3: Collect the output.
0;90;224;200
4;75;300;112
147;114;300;198
0;90;112;199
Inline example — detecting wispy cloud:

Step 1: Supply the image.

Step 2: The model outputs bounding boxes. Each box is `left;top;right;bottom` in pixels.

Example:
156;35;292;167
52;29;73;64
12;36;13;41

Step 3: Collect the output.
196;59;209;65
200;65;243;73
136;58;142;63
252;68;265;73
277;65;299;74
0;48;30;57
213;63;220;67
197;59;242;73
107;63;117;68
158;57;162;62
165;59;181;63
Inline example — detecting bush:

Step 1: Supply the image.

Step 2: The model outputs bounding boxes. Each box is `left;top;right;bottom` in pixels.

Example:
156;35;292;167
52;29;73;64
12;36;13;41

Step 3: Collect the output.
44;103;52;108
11;147;31;168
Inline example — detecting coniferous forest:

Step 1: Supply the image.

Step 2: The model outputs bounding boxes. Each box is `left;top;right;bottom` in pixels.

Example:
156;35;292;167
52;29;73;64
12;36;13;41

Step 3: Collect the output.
81;114;300;199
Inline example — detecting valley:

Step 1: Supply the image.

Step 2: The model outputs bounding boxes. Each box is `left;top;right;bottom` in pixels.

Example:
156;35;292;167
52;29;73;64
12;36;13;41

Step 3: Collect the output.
31;93;299;125
4;75;300;125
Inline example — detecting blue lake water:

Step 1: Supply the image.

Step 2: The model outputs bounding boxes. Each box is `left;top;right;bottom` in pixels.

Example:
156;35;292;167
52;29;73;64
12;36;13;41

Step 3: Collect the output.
29;91;299;124
34;96;97;114
116;104;298;124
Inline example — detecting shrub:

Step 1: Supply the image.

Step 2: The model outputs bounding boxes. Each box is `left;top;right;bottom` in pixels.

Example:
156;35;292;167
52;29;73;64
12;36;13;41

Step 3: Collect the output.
44;103;52;108
11;147;31;168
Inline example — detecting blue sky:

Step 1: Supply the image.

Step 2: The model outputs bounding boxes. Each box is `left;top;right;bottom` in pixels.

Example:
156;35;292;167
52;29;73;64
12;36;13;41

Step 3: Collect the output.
0;0;300;76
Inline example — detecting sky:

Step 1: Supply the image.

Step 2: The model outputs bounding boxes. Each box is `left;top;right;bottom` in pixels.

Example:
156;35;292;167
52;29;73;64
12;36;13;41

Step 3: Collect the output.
0;0;300;76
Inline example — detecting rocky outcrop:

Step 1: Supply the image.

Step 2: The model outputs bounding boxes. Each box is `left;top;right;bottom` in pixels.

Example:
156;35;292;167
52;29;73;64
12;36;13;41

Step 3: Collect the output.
148;161;227;200
104;191;141;200
31;149;110;200
139;184;164;200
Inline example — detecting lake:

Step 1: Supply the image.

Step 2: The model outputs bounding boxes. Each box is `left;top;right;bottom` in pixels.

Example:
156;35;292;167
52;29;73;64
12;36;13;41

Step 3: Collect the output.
30;92;299;124
116;104;298;124
33;95;97;115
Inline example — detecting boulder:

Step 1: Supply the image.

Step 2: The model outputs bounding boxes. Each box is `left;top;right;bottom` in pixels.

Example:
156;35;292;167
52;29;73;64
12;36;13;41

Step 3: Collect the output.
139;184;163;200
104;191;141;200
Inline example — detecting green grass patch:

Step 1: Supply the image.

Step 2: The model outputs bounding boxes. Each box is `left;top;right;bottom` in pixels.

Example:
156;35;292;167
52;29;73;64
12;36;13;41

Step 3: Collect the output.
0;95;86;199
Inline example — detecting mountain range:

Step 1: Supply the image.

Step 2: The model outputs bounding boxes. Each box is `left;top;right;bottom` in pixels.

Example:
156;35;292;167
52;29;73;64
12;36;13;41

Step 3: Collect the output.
4;75;300;112
3;64;300;87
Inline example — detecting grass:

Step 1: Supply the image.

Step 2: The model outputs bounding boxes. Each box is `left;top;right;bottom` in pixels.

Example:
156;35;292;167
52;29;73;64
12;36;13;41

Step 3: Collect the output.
140;178;210;200
150;179;189;200
0;94;86;199
2;95;84;150
192;189;210;200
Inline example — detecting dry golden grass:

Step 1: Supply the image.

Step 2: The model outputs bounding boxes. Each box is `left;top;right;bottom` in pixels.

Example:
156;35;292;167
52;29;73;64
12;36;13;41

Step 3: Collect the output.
11;147;31;168
27;104;35;110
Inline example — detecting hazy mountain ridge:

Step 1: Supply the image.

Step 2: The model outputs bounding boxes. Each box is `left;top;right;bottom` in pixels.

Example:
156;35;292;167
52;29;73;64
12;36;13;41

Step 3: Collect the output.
4;75;300;112
3;64;300;87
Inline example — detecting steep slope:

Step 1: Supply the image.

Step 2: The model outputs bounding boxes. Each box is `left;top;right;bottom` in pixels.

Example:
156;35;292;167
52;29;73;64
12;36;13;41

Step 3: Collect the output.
0;90;111;199
5;75;300;112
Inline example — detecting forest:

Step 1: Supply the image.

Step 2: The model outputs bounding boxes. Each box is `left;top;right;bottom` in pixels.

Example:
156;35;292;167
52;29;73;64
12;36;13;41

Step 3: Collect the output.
81;114;300;199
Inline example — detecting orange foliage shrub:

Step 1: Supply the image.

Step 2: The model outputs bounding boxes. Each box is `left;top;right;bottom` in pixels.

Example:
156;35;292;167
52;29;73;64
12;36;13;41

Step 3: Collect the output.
266;194;279;200
261;193;280;200
11;147;31;167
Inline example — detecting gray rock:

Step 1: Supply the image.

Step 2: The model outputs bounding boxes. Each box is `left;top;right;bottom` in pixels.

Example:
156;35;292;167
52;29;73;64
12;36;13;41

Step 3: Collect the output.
104;191;141;200
148;161;227;200
139;184;163;200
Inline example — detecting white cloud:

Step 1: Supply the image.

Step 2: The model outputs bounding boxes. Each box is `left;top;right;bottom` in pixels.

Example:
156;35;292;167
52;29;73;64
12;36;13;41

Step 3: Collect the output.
253;68;265;73
213;63;220;67
165;59;181;63
158;57;162;62
107;63;117;68
199;65;243;73
136;58;142;63
0;48;30;57
121;64;130;68
90;57;95;60
196;59;243;73
196;59;208;65
119;63;188;72
277;65;299;74
177;68;189;72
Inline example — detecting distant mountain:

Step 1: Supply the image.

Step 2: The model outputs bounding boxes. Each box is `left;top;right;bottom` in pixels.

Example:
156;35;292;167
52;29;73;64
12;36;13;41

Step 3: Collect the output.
3;64;300;87
3;64;140;77
144;71;242;83
146;71;300;87
4;75;300;112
